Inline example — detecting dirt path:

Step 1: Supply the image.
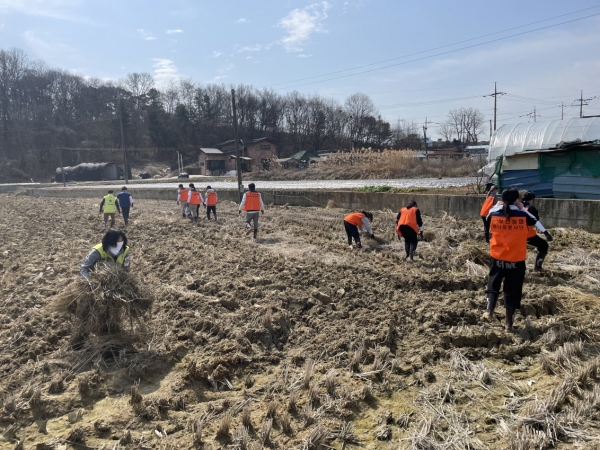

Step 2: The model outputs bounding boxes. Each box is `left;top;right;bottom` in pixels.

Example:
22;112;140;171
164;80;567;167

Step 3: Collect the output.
1;194;599;449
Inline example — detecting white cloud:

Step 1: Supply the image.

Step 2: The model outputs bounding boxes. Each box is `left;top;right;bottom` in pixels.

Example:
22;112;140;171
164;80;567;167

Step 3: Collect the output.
278;1;330;52
236;18;247;23
298;54;313;58
213;75;228;81
167;29;183;34
236;44;261;53
213;51;222;58
152;58;182;86
23;29;76;62
0;0;86;21
137;28;156;41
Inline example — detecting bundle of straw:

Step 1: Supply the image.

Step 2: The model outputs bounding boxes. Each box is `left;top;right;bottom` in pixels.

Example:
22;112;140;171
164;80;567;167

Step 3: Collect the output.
52;263;153;339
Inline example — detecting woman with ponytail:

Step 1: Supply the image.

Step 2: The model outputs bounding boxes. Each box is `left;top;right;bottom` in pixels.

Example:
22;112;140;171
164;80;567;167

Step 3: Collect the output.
482;187;537;332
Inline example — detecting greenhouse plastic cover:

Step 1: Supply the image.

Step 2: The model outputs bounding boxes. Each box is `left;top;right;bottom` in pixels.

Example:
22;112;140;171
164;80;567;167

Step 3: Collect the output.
488;117;600;163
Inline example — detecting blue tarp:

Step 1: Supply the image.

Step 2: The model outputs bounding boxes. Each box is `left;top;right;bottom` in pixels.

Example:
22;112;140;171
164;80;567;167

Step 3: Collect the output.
499;169;554;198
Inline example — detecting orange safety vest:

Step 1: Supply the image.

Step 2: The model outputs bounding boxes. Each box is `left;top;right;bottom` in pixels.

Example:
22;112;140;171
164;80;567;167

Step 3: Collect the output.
489;212;529;262
242;192;262;211
344;212;365;227
188;191;201;205
397;207;419;236
178;188;188;202
480;194;495;218
206;192;217;206
524;205;537;239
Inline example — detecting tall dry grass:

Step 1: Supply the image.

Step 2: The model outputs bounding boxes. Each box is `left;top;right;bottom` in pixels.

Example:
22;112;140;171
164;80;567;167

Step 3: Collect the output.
249;148;480;181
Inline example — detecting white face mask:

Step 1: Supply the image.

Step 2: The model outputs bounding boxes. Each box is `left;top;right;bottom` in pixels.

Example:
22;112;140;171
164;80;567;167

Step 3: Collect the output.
109;241;124;255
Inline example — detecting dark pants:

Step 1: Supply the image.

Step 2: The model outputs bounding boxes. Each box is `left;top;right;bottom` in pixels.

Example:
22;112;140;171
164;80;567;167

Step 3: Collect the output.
344;220;361;245
486;257;526;310
207;205;217;220
399;225;418;256
528;235;548;268
103;213;115;227
122;207;130;224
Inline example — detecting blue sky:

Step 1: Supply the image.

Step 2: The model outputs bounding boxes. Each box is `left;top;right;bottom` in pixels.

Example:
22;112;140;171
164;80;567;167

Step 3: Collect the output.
1;0;600;138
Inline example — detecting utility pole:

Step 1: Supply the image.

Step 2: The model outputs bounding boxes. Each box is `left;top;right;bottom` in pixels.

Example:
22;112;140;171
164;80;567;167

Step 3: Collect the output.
574;91;594;118
489;119;492;139
423;117;432;157
534;106;537;123
484;82;506;131
561;102;564;120
119;95;128;183
231;89;243;202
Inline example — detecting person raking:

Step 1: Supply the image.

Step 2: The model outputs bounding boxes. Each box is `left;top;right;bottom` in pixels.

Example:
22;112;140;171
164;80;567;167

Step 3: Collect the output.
187;184;204;223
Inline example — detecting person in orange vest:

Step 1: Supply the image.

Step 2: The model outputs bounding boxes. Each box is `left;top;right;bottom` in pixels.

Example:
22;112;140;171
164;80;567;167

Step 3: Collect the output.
177;183;189;218
482;187;538;333
396;201;423;260
187;184;204;223
480;183;498;233
205;185;218;221
343;211;374;249
522;191;553;271
239;183;265;239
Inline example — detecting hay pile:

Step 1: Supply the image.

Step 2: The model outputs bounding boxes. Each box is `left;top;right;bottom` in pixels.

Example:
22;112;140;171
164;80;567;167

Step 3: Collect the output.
53;264;154;340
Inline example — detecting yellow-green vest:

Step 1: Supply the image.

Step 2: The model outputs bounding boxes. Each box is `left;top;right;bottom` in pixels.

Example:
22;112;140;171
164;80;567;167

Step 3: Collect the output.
93;243;129;266
103;194;117;213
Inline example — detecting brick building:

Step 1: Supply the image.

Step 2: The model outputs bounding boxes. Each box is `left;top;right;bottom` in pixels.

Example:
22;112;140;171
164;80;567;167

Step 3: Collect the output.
215;137;277;171
197;148;228;175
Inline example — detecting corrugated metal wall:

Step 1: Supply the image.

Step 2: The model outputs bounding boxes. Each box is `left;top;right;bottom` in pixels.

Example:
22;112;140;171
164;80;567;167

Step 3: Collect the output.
499;169;554;198
553;173;600;200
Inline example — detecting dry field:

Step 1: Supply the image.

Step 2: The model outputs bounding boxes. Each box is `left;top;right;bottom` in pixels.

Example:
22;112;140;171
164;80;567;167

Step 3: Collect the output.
250;150;482;181
1;194;600;449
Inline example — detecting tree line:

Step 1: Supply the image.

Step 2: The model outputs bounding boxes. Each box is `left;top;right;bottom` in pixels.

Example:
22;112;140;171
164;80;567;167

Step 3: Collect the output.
0;48;486;173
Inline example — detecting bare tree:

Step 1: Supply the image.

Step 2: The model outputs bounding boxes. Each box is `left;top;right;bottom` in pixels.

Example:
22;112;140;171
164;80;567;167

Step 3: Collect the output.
446;107;485;144
344;93;377;149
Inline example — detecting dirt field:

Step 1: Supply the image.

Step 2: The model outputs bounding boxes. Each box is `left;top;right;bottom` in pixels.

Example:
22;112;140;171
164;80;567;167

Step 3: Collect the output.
1;194;600;449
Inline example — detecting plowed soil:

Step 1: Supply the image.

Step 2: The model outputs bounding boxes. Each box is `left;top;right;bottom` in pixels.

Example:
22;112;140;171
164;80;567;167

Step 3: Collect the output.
1;194;600;449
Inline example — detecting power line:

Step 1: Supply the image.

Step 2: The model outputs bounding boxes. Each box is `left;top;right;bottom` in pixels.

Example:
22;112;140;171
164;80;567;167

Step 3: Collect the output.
265;5;600;89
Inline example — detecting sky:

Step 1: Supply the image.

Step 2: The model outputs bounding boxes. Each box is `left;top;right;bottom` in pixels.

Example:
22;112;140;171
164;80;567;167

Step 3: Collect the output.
1;0;600;139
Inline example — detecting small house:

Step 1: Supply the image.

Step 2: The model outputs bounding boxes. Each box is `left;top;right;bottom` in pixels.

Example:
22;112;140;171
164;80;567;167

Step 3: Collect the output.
215;137;278;171
197;148;228;176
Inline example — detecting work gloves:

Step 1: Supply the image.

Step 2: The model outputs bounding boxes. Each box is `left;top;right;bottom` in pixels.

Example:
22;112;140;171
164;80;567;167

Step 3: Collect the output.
544;231;553;242
418;226;424;240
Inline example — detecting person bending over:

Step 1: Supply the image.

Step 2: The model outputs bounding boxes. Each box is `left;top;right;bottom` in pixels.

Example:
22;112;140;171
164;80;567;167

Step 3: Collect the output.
397;201;423;260
343;211;374;249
